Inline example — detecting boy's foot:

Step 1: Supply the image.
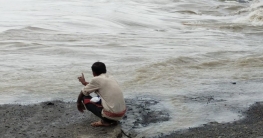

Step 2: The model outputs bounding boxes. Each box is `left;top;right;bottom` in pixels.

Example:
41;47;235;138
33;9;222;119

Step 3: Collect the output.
91;120;111;127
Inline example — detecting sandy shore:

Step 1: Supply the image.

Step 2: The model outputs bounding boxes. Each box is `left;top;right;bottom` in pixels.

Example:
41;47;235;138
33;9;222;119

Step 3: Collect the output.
1;99;263;138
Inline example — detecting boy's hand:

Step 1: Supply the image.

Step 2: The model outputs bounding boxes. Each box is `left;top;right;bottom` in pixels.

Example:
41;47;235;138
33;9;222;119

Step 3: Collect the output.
78;73;88;86
77;102;85;113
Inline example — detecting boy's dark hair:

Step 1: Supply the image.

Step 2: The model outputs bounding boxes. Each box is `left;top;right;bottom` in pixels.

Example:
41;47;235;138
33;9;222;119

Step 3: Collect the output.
91;62;107;75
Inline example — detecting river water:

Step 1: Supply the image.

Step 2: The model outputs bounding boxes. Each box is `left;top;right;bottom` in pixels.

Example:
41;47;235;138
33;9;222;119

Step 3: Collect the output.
1;0;263;136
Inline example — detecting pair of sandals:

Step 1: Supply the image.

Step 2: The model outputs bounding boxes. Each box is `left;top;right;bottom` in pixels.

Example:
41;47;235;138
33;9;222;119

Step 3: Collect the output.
91;120;118;127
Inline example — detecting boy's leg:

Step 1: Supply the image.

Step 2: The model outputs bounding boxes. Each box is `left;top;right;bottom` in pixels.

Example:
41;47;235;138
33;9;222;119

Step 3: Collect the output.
83;96;103;118
84;102;103;118
83;96;117;125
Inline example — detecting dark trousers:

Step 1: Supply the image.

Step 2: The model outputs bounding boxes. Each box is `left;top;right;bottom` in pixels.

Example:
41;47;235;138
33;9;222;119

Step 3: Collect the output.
83;96;117;124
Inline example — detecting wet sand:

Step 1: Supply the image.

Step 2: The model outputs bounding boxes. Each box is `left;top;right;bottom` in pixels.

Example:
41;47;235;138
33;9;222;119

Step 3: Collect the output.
1;99;263;138
163;102;263;138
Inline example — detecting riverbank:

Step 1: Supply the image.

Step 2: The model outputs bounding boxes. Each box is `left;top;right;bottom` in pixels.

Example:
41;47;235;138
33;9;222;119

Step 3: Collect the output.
0;101;122;138
0;97;169;138
1;99;263;138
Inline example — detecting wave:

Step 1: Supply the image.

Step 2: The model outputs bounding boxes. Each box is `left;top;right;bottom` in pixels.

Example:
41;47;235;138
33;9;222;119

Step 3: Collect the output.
182;0;263;32
124;53;263;88
247;9;263;25
177;10;199;15
0;26;57;41
2;26;55;34
183;21;248;32
235;0;263;26
0;26;82;42
235;55;263;67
